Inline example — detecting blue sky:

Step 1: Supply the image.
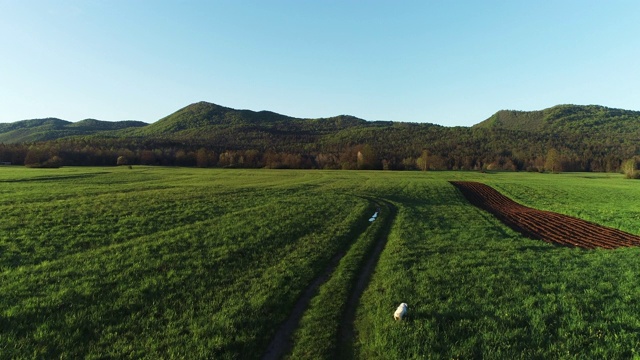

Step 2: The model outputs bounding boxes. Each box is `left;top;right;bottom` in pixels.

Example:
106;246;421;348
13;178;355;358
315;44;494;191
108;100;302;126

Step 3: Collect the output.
1;1;639;126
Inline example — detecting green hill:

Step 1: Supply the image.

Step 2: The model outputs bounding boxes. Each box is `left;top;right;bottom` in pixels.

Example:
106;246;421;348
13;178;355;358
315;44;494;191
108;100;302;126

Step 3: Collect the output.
69;119;147;131
118;101;374;153
475;104;640;134
0;118;70;132
127;101;368;138
0;118;147;144
129;102;272;135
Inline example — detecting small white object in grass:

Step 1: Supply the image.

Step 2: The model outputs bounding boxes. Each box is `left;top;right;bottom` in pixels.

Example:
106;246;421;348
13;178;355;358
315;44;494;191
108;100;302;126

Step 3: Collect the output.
369;217;375;222
394;303;408;320
372;212;378;218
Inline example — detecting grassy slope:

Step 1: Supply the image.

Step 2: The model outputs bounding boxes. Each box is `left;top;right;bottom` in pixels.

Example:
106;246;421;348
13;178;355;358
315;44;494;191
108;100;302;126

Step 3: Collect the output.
354;172;640;359
0;168;373;359
2;169;640;358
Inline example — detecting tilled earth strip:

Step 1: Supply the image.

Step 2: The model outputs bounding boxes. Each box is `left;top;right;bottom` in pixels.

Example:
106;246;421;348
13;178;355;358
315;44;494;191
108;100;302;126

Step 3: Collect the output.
450;181;640;249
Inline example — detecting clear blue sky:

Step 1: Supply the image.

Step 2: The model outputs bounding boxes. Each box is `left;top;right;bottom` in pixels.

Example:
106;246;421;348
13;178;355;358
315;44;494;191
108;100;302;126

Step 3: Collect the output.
1;0;639;126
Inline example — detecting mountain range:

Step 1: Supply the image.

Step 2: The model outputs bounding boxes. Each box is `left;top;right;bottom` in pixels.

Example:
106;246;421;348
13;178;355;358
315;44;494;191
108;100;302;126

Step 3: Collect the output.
2;102;639;143
0;102;638;172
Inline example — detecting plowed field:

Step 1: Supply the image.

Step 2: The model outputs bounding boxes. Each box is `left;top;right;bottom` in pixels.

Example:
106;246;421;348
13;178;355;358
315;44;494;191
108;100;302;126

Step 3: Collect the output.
451;181;640;249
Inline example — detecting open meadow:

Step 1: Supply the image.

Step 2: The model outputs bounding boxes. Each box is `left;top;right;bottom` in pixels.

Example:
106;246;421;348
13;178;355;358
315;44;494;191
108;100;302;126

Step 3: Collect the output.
2;167;640;359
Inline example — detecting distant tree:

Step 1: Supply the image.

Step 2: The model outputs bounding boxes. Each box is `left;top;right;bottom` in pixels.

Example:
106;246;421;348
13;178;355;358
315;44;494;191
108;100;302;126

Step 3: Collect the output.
622;157;640;179
196;148;209;167
139;150;156;165
263;151;280;169
282;153;303;169
218;151;236;167
357;144;378;170
243;149;261;168
24;148;43;167
116;155;128;166
24;150;63;168
429;154;448;170
416;149;429;171
544;148;561;173
316;153;339;169
339;147;358;170
45;155;63;168
401;157;416;170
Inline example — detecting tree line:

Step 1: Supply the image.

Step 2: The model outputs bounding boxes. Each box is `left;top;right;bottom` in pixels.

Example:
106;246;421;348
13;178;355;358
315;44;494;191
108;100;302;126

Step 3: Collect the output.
0;126;637;173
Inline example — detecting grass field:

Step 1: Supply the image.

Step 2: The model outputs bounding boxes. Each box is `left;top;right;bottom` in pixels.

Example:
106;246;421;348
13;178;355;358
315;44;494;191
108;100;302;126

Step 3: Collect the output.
2;167;640;359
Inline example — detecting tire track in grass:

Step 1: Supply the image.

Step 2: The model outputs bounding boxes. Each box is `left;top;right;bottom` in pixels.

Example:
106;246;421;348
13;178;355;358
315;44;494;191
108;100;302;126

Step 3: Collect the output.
260;254;345;360
261;200;393;360
338;200;396;358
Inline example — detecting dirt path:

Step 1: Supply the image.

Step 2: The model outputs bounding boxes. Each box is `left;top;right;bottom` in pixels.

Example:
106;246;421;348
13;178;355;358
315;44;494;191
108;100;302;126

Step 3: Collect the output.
451;181;640;249
261;200;395;360
260;250;343;360
338;200;396;358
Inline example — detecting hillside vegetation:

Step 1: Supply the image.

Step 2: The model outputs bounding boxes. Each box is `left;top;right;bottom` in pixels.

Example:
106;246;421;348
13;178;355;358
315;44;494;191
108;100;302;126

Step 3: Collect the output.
475;104;640;134
0;102;638;172
0;118;147;144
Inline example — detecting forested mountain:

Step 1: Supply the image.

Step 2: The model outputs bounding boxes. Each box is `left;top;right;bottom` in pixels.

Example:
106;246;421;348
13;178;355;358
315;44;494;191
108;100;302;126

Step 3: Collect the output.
0;102;638;172
0;118;147;144
123;101;372;139
475;104;640;135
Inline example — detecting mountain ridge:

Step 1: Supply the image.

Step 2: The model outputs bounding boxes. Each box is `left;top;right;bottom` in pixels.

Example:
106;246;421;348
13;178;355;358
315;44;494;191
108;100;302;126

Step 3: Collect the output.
1;101;639;145
119;101;375;141
0;118;148;144
474;104;640;133
0;101;637;172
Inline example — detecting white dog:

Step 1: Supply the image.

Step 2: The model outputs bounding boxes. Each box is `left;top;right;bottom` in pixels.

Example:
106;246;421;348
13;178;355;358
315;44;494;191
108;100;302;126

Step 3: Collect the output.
394;303;408;320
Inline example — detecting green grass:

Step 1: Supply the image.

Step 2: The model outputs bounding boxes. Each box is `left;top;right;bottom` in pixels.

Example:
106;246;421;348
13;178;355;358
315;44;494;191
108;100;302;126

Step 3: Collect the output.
1;167;373;358
352;172;640;359
484;172;640;236
2;168;640;358
286;200;389;359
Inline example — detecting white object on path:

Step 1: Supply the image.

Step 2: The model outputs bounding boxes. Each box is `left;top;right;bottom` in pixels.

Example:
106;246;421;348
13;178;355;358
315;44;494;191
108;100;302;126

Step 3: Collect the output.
394;303;408;320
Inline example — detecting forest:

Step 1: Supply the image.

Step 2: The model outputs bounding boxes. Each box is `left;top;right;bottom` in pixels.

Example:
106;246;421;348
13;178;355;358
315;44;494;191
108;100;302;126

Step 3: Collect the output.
0;102;638;173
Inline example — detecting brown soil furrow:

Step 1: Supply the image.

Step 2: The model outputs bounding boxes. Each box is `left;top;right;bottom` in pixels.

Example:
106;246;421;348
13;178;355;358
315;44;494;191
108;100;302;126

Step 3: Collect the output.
535;211;636;248
450;181;640;249
524;212;601;247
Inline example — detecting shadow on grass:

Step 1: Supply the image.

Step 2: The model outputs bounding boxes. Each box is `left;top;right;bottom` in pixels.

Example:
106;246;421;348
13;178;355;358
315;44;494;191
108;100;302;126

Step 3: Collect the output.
0;172;110;183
